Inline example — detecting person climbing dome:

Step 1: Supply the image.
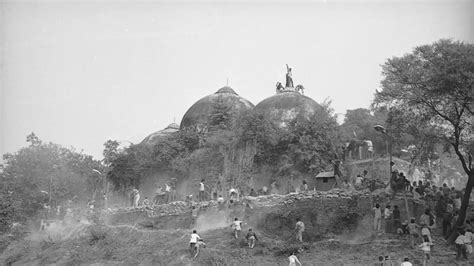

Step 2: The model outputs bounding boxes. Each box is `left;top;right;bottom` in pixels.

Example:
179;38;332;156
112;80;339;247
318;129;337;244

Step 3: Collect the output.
246;228;258;248
295;218;305;243
231;217;243;239
288;252;302;266
189;229;201;257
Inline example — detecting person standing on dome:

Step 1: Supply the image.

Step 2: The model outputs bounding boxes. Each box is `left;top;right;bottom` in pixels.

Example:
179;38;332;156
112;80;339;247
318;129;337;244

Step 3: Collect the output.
285;64;294;88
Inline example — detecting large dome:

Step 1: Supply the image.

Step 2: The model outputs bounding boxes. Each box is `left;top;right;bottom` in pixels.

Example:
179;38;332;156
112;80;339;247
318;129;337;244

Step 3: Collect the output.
254;91;322;127
141;123;179;145
180;86;254;130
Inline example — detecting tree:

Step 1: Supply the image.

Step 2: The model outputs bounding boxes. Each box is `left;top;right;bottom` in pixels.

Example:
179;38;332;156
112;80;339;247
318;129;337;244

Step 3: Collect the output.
102;140;121;166
107;150;141;193
383;108;443;174
237;109;285;166
374;39;474;240
1;134;105;224
284;101;343;174
341;108;387;156
238;101;343;176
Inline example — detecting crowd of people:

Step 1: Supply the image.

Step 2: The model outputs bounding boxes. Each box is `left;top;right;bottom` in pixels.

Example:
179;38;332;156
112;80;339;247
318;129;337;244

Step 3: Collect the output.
99;172;473;264
371;176;473;264
189;215;305;264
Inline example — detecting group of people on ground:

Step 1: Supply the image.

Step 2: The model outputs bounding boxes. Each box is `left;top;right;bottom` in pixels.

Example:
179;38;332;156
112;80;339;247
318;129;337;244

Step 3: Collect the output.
153;181;175;205
126;181;177;208
189;217;304;265
195;178;315;205
373;189;473;263
229;217;259;249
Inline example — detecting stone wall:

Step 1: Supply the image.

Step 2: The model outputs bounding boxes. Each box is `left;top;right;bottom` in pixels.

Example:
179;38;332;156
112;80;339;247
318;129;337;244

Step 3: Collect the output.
102;190;435;239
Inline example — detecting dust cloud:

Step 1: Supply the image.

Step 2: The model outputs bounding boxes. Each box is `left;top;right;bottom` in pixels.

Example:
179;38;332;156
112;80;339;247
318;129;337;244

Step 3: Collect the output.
336;214;373;244
27;218;91;242
196;209;232;232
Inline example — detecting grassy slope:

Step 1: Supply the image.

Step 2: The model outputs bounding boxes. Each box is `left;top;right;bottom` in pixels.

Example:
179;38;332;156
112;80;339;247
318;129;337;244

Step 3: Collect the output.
1;223;472;266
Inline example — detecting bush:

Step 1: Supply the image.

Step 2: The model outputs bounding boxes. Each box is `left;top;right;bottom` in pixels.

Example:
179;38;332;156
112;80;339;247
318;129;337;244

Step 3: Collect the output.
88;225;107;245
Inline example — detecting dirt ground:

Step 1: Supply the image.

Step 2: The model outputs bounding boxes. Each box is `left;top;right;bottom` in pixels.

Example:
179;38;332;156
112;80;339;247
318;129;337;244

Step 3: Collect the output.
1;220;473;266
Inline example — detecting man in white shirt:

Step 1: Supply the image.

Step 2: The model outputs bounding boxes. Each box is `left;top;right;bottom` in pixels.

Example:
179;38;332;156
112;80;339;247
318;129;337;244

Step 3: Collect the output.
217;195;225;204
420;224;432;243
400;257;413;266
164;183;171;203
453;194;462;211
455;231;468;260
365;140;373;158
231;218;243;238
465;229;473;254
229;188;239;201
189;230;201;256
198;179;206;202
288;252;302;266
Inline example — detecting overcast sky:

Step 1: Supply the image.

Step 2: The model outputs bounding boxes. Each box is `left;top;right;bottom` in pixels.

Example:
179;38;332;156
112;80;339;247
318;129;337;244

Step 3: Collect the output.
1;0;473;159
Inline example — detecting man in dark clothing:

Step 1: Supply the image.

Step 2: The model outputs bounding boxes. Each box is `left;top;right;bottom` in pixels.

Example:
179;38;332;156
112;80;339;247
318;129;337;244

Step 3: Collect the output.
418;181;425;195
443;211;453;238
246;228;258;248
393;205;401;233
249;188;257;197
435;196;447;218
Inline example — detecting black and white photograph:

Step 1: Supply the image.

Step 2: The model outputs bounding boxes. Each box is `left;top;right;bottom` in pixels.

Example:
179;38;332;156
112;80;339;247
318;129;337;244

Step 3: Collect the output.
1;0;473;265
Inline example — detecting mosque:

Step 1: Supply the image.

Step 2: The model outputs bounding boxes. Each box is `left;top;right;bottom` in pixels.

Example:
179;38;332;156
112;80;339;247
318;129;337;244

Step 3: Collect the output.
142;67;322;145
138;67;325;198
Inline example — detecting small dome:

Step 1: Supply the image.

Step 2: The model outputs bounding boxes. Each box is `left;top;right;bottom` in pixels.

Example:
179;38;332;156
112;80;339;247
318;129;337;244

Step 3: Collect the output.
141;123;179;145
254;91;322;128
180;86;254;130
216;86;237;94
